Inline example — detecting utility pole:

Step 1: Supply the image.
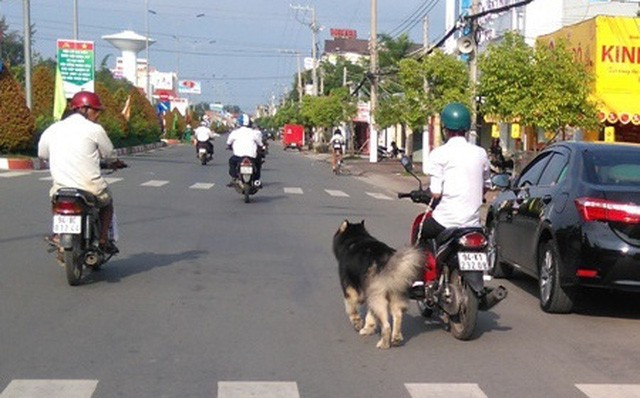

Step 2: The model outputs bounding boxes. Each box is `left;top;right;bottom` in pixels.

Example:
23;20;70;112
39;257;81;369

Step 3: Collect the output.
290;4;320;96
422;15;430;174
469;0;480;144
22;0;31;109
73;0;78;40
369;0;378;163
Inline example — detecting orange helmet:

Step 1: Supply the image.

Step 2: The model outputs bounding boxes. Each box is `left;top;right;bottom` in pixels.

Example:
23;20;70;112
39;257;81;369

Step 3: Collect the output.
69;91;105;111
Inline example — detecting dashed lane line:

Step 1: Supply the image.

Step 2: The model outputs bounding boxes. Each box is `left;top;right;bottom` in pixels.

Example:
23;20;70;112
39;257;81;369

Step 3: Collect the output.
284;187;304;194
324;189;350;197
190;183;215;190
0;379;98;398
218;381;300;398
140;180;169;187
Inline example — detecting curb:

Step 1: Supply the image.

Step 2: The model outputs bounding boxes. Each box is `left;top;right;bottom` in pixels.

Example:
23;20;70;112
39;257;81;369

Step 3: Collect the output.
0;141;171;171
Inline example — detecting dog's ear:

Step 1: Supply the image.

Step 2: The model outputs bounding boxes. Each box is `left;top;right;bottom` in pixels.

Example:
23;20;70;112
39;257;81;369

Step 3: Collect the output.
360;220;365;226
339;220;349;233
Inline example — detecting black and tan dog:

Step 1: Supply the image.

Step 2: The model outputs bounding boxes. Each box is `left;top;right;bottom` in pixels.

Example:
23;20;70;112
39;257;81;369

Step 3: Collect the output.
333;220;424;349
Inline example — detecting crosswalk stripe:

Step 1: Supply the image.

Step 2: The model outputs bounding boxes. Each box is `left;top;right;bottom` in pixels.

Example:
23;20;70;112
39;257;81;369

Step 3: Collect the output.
190;183;215;190
366;192;393;200
218;382;299;398
284;187;304;194
0;171;30;178
576;384;640;398
325;189;349;197
140;180;169;187
405;383;488;398
0;379;98;398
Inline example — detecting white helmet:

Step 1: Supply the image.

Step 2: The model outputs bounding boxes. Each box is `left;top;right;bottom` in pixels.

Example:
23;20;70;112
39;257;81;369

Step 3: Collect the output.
238;113;251;127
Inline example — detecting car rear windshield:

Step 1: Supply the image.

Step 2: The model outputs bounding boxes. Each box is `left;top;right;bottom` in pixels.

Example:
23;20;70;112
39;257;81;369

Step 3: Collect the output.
583;147;640;186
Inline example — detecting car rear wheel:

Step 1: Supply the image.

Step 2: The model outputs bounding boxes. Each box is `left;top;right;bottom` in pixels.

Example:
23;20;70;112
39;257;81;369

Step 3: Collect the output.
538;241;575;313
487;220;513;279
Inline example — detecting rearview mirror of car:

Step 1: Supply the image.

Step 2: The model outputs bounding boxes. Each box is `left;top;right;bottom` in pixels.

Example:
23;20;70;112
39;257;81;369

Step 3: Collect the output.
491;173;511;189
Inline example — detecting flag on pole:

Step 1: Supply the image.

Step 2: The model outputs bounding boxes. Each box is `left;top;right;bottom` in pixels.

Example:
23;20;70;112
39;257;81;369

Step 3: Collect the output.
53;65;67;121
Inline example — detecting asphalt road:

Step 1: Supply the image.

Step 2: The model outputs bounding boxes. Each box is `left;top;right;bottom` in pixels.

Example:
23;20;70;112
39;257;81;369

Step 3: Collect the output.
1;143;639;398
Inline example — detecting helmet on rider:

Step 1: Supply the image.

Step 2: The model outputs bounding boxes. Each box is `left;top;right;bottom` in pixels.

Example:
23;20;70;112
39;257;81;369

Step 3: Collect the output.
69;91;105;111
441;102;471;133
238;113;251;127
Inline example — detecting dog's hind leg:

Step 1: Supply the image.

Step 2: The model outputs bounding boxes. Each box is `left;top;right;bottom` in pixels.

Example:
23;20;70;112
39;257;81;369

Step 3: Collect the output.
368;294;391;349
358;310;377;336
390;294;408;346
344;286;364;330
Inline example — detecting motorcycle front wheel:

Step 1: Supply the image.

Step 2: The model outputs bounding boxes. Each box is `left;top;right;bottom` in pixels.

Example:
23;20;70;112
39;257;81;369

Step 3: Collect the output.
449;269;479;340
63;235;83;286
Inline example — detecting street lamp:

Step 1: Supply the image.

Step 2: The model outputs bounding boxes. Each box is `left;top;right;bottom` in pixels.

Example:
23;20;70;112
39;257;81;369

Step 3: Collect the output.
144;1;156;103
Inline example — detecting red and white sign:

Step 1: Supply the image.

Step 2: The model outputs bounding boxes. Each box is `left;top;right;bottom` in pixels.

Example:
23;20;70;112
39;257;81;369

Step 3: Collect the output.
330;28;357;39
178;80;201;94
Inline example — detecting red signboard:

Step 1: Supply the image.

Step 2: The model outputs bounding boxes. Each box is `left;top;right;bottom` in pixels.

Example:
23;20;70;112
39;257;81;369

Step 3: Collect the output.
330;28;357;39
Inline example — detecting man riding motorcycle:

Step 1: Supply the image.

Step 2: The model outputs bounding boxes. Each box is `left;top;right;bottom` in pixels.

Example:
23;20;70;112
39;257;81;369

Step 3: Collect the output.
38;91;126;254
193;120;218;157
226;114;265;187
419;102;491;241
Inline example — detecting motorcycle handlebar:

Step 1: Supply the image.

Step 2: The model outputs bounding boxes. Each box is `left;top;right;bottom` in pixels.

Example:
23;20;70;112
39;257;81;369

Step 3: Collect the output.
397;190;432;204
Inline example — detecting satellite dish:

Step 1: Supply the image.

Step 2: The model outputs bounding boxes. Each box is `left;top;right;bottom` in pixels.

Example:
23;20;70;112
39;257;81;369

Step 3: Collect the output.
456;36;475;54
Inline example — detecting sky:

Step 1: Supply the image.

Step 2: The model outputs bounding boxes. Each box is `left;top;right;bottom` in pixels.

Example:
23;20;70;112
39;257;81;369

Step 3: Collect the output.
1;0;446;113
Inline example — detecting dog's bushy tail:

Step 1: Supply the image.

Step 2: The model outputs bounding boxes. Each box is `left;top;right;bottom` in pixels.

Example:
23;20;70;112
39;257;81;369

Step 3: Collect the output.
370;246;424;295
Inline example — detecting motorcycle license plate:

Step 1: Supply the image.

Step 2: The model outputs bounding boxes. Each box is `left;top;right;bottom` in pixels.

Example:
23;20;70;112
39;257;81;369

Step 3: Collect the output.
240;166;253;174
458;252;489;271
198;148;207;154
53;215;81;234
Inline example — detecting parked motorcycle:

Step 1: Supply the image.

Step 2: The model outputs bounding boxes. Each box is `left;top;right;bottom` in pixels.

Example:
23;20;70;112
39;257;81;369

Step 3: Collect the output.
196;140;213;165
232;157;261;203
46;161;127;286
397;156;507;340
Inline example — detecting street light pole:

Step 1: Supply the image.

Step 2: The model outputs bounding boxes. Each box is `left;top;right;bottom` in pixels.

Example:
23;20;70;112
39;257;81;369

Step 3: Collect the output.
145;0;153;103
369;0;378;162
73;0;78;40
22;0;32;109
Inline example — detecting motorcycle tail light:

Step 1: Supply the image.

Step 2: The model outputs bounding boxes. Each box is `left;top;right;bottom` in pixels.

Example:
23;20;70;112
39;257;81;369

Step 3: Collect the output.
52;200;83;215
575;197;640;224
241;158;252;167
459;232;487;249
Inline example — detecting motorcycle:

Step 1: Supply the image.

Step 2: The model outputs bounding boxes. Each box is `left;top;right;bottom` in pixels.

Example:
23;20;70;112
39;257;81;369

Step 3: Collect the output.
196;140;213;165
46;161;127;286
232;157;261;203
397;156;507;340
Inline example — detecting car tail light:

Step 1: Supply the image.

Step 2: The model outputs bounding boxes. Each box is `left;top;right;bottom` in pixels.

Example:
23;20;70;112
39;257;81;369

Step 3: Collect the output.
575;197;640;224
459;232;487;249
52;200;83;215
576;269;598;278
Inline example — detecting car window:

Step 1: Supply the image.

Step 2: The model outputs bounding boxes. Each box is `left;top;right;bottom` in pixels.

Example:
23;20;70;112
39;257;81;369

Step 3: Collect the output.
584;147;640;186
538;152;569;186
516;152;553;188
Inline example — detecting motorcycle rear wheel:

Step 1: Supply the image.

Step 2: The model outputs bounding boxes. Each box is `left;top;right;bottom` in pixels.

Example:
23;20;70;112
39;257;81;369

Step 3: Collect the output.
243;185;251;203
63;235;83;286
449;269;479;340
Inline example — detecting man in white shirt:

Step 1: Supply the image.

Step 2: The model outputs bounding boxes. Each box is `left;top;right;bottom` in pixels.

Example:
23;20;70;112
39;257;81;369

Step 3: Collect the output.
38;91;126;254
329;128;345;172
192;120;219;157
420;102;490;240
226;114;265;186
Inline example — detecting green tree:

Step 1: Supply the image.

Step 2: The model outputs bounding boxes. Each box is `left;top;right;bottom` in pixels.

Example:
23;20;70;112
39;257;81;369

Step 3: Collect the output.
477;31;534;124
0;62;36;154
31;63;56;136
95;82;128;146
127;88;161;144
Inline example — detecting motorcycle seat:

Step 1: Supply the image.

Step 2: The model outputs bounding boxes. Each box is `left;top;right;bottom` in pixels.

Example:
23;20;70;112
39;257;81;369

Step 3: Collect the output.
436;226;485;246
53;187;97;207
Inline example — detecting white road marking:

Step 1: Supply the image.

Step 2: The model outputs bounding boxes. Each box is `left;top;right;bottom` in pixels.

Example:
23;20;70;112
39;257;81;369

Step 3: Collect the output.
576;384;640;398
366;192;393;200
140;180;169;187
405;383;488;398
104;177;123;184
0;379;98;398
39;176;53;181
284;187;304;194
190;183;215;190
218;381;299;398
324;189;349;197
0;171;30;178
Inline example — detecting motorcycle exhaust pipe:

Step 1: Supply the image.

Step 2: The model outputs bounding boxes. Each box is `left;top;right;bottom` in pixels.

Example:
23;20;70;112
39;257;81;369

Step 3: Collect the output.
479;285;508;311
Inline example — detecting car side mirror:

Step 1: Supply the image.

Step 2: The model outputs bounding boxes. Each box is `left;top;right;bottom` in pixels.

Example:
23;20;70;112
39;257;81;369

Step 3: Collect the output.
491;173;511;189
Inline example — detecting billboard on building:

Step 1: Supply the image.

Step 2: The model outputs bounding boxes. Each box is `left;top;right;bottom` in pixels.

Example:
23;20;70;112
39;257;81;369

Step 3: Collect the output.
538;16;640;124
178;80;201;94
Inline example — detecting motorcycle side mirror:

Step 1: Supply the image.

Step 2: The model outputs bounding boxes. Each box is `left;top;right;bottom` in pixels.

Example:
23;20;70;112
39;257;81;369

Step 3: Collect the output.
400;155;413;172
491;173;511;189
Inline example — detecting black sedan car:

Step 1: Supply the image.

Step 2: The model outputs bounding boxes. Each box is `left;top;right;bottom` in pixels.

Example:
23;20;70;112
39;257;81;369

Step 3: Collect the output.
487;141;640;313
